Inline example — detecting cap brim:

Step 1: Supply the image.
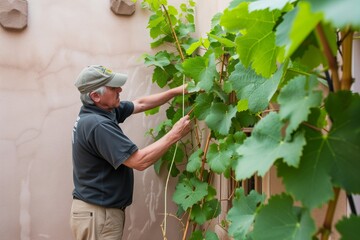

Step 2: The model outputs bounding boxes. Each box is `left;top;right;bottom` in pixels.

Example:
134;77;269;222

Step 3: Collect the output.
105;72;128;87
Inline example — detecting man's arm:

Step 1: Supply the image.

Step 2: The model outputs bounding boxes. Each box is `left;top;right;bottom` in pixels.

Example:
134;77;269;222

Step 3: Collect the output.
123;115;191;171
132;85;186;114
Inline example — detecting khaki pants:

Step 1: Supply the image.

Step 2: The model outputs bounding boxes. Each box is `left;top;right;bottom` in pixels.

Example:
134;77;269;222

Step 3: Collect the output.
70;199;125;240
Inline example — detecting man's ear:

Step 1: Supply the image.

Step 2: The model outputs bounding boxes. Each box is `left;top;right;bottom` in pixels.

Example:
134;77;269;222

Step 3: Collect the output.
89;92;101;103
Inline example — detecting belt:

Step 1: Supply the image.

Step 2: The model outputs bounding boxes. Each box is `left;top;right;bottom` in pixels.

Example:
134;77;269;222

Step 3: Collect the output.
73;196;126;211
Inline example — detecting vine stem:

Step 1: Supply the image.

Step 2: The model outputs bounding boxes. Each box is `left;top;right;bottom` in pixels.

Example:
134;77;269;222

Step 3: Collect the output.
316;24;340;92
182;208;192;240
159;4;188;238
161;74;187;239
161;141;179;240
161;4;185;61
340;29;354;90
200;132;212;181
320;187;340;240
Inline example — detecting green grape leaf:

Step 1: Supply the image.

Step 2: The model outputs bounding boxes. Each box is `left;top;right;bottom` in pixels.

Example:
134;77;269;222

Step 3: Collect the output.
167;5;178;16
207;142;233;174
189;230;202;240
148;14;165;28
278;92;360;209
252;194;316;240
237;99;248;112
235;112;306;180
154;157;164;174
183;54;219;91
325;91;360;193
173;177;208;210
208;33;236;48
229;62;284;113
186;149;203;173
278;75;322;139
190;230;219;240
205;231;219;240
191;204;207;225
191;199;221;225
249;0;297;11
143;51;171;69
336;215;360;240
223;3;280;77
144;106;160;116
235;29;278;78
186;39;202;55
205;103;237;135
227;188;265;239
178;23;195;38
297;44;327;70
306;0;360;28
152;64;177;88
194;93;214;120
276;2;322;58
278;108;335;209
220;2;248;33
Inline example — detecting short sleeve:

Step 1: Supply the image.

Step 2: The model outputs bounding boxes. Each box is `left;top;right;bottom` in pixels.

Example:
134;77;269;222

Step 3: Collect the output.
116;101;134;123
91;121;138;169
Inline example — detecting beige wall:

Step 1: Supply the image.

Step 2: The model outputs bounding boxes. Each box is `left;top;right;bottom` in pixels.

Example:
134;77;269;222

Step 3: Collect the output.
0;1;228;239
1;1;358;240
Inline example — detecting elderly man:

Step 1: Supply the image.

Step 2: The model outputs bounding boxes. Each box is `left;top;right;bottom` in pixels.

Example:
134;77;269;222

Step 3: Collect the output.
70;65;191;240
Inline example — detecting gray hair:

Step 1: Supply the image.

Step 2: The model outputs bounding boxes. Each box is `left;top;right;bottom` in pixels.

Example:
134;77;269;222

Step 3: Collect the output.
80;86;107;105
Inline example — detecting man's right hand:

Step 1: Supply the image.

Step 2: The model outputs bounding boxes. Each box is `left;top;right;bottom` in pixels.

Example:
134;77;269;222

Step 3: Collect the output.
170;115;192;140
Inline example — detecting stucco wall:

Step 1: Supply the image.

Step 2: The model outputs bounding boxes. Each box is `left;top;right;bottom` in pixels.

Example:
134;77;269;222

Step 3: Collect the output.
1;1;359;240
0;1;229;239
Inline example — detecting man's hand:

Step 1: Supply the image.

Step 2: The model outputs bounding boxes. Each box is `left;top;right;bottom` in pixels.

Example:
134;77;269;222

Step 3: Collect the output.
169;115;192;141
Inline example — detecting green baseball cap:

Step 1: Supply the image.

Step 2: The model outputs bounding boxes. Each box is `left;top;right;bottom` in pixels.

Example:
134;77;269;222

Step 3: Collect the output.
75;65;128;94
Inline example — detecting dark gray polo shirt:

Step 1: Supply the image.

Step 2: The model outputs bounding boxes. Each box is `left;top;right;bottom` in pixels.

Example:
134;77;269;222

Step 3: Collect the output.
72;101;138;208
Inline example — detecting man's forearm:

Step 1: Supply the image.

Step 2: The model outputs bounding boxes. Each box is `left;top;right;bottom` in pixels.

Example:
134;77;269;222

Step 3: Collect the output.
123;114;191;171
132;85;185;114
123;132;177;171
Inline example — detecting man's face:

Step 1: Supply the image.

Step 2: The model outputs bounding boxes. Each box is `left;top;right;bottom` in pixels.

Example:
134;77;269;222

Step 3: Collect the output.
94;86;122;111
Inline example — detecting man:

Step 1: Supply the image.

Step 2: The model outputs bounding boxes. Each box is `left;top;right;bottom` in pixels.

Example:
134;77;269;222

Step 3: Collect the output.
70;65;191;240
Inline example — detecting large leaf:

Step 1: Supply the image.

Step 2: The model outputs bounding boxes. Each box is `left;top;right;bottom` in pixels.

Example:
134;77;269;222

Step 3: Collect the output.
152;64;178;88
306;0;360;28
325;91;360;193
249;0;297;11
276;2;322;58
336;215;360;240
227;188;265;239
278;92;360;209
234;112;306;180
278;75;322;139
194;93;214;120
252;194;316;240
207;142;233;174
277;108;335;209
205;103;237;135
186;149;203;173
182;53;219;91
221;2;281;77
143;51;171;69
190;230;219;240
229;62;284;113
173;177;208;210
191;199;221;225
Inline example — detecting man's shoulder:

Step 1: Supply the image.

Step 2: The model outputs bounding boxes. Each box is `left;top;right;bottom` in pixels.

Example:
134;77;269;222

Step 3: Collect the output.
78;112;110;128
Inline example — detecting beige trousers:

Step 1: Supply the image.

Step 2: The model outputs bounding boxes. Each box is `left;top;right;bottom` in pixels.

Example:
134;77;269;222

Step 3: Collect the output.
70;199;125;240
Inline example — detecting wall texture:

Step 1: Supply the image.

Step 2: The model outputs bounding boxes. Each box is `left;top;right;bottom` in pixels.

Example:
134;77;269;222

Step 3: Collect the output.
0;0;228;239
